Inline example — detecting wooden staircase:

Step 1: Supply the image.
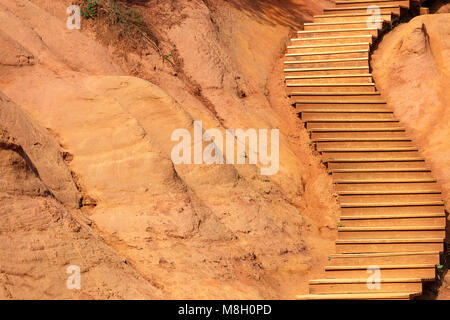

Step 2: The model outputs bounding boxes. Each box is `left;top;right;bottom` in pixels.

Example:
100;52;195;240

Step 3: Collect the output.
287;0;446;300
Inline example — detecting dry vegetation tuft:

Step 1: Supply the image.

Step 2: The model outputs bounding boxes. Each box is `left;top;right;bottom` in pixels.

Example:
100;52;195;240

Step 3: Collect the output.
79;0;173;64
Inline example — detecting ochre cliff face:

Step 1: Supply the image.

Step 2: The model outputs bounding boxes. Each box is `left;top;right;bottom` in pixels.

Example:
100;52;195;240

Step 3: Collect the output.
0;93;164;299
0;0;340;299
371;12;450;299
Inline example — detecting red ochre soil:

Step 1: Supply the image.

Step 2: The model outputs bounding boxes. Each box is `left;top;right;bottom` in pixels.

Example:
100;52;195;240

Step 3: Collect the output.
0;0;448;299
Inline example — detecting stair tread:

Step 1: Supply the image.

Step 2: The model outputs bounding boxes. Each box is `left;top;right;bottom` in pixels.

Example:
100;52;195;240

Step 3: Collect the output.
309;120;397;123
289;84;375;88
321;147;417;151
324;4;406;10
298;28;378;33
338;191;441;196
286;74;372;79
316;138;411;142
296;292;416;299
286;68;370;73
339;226;444;231
305;110;391;114
336;238;444;243
340;213;446;219
340;201;444;207
286;49;369;56
309;128;405;132
290;92;381;95
315;13;396;18
291;35;373;41
325;264;436;270
326;157;425;162
285;57;369;64
287;43;371;49
310;277;422;284
295;100;386;103
335;179;437;183
333;168;429;172
330;251;440;258
335;0;407;4
305;20;384;26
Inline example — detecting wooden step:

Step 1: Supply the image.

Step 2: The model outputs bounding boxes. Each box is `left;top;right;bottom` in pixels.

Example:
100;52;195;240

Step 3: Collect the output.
303;109;392;115
338;193;442;202
322;151;423;162
337;226;445;239
309;127;404;133
290;92;384;102
312;132;407;140
338;188;438;193
340;213;446;227
335;180;440;190
285;57;369;68
297;28;379;38
285;66;370;76
290;35;374;46
334;178;437;184
286;49;369;59
302;112;395;121
296;292;415;300
323;5;405;16
287;42;371;48
314;137;410;143
285;53;369;62
287;83;376;93
316;139;418;148
335;238;444;253
286;74;373;84
340;204;444;217
340;201;444;209
309;278;422;294
304;21;384;31
325;158;426;164
314;13;394;24
333;168;430;173
300;106;390;112
324;264;436;279
328;251;441;266
335;0;410;9
332;169;435;183
296;99;387;104
327;160;429;170
307;122;403;131
286;43;370;55
318;141;415;150
317;140;415;147
286;73;372;80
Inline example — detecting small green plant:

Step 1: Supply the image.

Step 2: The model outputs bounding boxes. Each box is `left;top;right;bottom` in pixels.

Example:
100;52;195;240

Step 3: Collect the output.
81;0;97;19
163;52;173;63
337;222;345;228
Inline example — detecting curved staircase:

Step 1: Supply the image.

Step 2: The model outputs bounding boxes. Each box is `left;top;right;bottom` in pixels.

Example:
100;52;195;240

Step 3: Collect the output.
287;0;446;300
